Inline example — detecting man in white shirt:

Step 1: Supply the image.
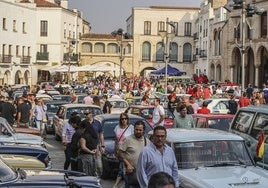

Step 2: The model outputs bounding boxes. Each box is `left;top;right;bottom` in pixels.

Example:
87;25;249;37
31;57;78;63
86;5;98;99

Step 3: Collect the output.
152;98;165;126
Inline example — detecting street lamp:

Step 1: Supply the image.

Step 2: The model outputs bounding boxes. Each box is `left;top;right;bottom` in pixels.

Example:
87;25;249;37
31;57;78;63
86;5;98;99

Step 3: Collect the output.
66;39;76;85
230;0;263;91
158;18;175;94
111;28;129;90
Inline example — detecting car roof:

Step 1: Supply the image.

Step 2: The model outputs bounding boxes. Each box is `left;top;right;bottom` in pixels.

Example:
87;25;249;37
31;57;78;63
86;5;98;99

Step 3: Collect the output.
191;113;234;118
45;100;69;104
128;105;155;108
238;104;268;113
60;103;101;108
164;128;243;143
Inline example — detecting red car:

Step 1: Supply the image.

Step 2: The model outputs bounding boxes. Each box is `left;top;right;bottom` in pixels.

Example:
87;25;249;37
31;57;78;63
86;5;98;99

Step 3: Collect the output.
192;113;234;131
125;105;174;128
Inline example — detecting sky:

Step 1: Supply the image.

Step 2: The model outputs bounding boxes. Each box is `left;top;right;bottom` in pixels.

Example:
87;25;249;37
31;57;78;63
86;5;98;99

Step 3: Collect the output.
68;0;203;34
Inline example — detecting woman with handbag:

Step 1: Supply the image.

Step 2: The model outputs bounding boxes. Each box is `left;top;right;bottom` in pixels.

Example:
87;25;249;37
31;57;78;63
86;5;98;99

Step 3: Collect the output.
33;98;47;138
113;113;134;188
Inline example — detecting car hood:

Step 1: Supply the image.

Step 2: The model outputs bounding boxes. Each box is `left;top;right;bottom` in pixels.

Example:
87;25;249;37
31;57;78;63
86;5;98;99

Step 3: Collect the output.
180;166;268;188
9;169;101;187
14;133;43;146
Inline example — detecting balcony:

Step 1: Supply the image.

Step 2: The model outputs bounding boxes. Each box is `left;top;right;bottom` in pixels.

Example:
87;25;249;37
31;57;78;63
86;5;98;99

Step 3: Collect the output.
21;56;31;64
0;55;12;64
36;52;49;60
200;50;207;58
63;53;78;62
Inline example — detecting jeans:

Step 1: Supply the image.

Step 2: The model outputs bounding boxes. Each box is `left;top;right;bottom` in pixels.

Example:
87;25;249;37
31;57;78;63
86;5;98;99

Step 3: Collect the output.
35;120;45;136
64;144;72;170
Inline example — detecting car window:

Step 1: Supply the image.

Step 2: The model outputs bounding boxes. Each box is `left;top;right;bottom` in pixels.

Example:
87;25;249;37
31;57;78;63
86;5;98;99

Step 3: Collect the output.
250;113;268;143
66;107;102;119
216;101;228;110
208;118;232;131
231;111;254;133
173;140;252;169
47;103;64;113
130;108;140;116
0;160;17;183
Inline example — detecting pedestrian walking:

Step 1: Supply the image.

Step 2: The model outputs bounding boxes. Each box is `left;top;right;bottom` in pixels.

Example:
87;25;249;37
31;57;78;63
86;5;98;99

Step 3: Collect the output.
16;95;32;128
0;97;16;126
32;98;47;137
118;120;150;188
136;126;179;188
102;95;112;114
152;98;165;126
173;104;194;128
197;101;211;114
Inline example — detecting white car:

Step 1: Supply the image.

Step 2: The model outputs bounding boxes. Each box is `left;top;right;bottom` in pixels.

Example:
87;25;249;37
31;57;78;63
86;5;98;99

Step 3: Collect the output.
106;95;129;114
197;98;237;114
0;117;44;147
155;128;268;188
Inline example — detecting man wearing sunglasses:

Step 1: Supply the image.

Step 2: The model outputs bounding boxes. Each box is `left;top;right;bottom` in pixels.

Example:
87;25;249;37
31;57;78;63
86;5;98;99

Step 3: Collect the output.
136;126;179;188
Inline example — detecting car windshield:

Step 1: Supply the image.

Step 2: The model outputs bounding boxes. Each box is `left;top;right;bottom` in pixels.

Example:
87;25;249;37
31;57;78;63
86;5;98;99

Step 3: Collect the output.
66;107;102;119
46;103;67;113
173;140;253;169
102;118;152;138
0;160;17;183
110;101;128;108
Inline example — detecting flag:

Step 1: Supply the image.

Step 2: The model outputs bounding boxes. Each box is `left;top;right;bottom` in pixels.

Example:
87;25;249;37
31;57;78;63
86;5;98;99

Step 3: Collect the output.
256;132;264;158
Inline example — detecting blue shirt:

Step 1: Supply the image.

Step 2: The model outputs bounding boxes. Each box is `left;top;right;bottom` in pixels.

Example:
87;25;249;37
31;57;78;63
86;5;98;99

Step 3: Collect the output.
136;142;179;187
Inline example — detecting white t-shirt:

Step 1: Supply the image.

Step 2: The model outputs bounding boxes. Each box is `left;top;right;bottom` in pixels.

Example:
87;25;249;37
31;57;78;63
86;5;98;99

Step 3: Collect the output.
152;105;165;126
114;124;134;145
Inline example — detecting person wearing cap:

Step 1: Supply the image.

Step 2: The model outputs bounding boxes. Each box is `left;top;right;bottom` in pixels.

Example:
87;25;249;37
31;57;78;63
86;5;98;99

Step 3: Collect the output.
197;101;211;114
62;111;79;170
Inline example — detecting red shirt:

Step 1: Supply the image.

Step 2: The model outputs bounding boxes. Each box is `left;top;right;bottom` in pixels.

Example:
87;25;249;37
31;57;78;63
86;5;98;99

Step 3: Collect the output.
238;97;251;107
197;107;211;114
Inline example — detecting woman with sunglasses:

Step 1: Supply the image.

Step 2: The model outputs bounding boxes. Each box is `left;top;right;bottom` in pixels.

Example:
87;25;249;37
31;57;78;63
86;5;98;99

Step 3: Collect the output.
113;113;134;188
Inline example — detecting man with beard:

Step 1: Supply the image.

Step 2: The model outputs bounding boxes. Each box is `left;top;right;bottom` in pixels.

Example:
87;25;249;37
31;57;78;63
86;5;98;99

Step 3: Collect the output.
118;120;150;188
136;126;179;188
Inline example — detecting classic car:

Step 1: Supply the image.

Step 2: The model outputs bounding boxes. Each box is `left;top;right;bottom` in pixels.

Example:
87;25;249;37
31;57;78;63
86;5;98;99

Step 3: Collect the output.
153;128;268;188
197;98;237;114
0;154;46;169
94;114;153;179
230;105;268;169
102;95;129;114
125;105;174;128
0;159;102;187
0;117;44;147
45;100;69;134
192;113;234;131
0;142;51;168
53;104;102;140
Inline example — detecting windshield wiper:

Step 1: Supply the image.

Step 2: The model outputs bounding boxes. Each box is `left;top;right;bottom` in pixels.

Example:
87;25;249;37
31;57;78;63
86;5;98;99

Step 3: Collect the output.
205;161;246;167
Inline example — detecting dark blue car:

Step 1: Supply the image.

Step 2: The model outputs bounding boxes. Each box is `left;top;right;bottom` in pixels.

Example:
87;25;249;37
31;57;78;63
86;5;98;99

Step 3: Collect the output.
94;114;153;179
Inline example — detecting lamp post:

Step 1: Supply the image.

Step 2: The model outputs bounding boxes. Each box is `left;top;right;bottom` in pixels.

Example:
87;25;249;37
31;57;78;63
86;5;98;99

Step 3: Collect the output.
231;0;263;91
66;39;76;85
158;18;175;95
111;28;129;90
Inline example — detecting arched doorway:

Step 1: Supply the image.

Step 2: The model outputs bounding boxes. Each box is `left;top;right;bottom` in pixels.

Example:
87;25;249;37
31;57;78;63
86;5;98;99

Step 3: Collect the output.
210;63;215;81
15;71;22;84
3;70;11;85
246;48;255;86
24;70;30;85
141;67;157;77
216;64;222;82
232;47;241;84
258;46;268;86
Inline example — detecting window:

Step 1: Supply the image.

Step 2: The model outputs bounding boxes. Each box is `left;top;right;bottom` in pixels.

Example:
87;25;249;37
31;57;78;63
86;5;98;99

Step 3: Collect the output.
185;22;192;36
107;43;118;53
22;46;25;56
183;43;192;62
173;22;178;36
81;42;92;53
142;42;151;61
27;47;30;56
13;20;17;32
40;44;48;52
170;42;178;62
8;45;12;55
40;20;48;36
16;45;19;56
156;42;164;61
231;111;254;133
158;21;165;33
3;18;7;30
250;113;268;141
94;43;105;53
64;29;66;38
261;12;267;38
22;22;26;33
144;21;151;35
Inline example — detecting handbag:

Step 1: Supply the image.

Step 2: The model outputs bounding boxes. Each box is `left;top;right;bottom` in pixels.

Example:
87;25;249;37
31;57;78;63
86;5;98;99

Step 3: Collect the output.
127;170;139;185
42;116;47;123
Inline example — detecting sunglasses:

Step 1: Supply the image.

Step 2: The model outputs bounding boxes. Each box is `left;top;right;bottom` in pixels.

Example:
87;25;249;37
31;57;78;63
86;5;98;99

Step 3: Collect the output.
84;113;91;115
121;118;127;120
